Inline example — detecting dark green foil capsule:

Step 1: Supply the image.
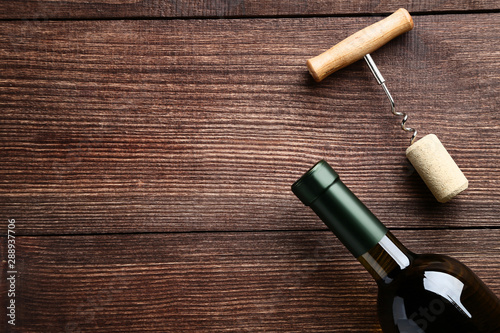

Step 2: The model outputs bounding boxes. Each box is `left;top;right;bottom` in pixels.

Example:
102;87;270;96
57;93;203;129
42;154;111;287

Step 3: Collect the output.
291;160;387;257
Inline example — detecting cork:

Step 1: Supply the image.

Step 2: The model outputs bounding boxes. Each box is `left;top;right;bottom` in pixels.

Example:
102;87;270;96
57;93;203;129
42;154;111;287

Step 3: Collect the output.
406;134;468;203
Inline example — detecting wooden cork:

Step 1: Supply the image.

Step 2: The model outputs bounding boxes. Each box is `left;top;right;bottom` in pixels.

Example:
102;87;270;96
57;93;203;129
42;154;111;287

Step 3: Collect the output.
406;134;468;203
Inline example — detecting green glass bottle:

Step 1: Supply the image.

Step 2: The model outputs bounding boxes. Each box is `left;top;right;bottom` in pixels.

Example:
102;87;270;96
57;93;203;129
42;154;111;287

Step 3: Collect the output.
291;160;500;332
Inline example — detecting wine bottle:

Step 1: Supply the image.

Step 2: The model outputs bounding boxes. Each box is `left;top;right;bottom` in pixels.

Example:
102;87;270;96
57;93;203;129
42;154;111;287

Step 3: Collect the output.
291;160;500;332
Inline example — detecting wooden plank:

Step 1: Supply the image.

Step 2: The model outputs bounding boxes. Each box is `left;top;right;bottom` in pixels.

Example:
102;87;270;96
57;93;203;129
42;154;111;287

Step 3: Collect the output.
0;0;499;20
1;14;499;234
1;229;499;332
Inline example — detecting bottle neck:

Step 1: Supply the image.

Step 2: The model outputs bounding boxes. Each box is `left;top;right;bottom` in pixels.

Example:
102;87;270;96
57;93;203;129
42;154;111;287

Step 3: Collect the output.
291;160;414;282
304;175;388;258
357;231;414;284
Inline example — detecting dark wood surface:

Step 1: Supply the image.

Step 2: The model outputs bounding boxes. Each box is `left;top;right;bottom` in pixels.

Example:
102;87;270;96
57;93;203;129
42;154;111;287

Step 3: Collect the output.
1;230;500;332
1;1;499;332
1;0;499;19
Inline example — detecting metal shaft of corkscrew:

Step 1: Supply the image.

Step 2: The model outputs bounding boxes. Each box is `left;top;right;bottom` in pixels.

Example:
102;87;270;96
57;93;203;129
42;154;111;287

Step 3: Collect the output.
364;54;417;145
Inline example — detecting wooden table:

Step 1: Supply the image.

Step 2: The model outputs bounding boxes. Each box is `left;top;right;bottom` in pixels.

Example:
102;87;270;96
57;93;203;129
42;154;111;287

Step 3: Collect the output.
1;1;499;332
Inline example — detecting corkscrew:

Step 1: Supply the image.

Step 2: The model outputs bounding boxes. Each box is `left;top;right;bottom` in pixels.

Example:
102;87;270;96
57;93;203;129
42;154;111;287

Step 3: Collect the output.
363;53;417;145
307;8;468;203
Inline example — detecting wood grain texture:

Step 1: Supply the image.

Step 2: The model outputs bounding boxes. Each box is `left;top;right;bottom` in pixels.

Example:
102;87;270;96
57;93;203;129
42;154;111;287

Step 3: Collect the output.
1;14;499;235
1;6;499;333
1;229;499;332
0;0;500;19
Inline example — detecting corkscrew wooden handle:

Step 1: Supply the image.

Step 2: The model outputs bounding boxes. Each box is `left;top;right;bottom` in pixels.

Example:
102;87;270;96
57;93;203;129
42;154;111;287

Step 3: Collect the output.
307;8;414;82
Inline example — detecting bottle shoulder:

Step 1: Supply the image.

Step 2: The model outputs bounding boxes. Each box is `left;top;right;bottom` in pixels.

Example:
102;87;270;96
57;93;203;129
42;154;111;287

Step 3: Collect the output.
406;253;473;278
377;253;500;333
